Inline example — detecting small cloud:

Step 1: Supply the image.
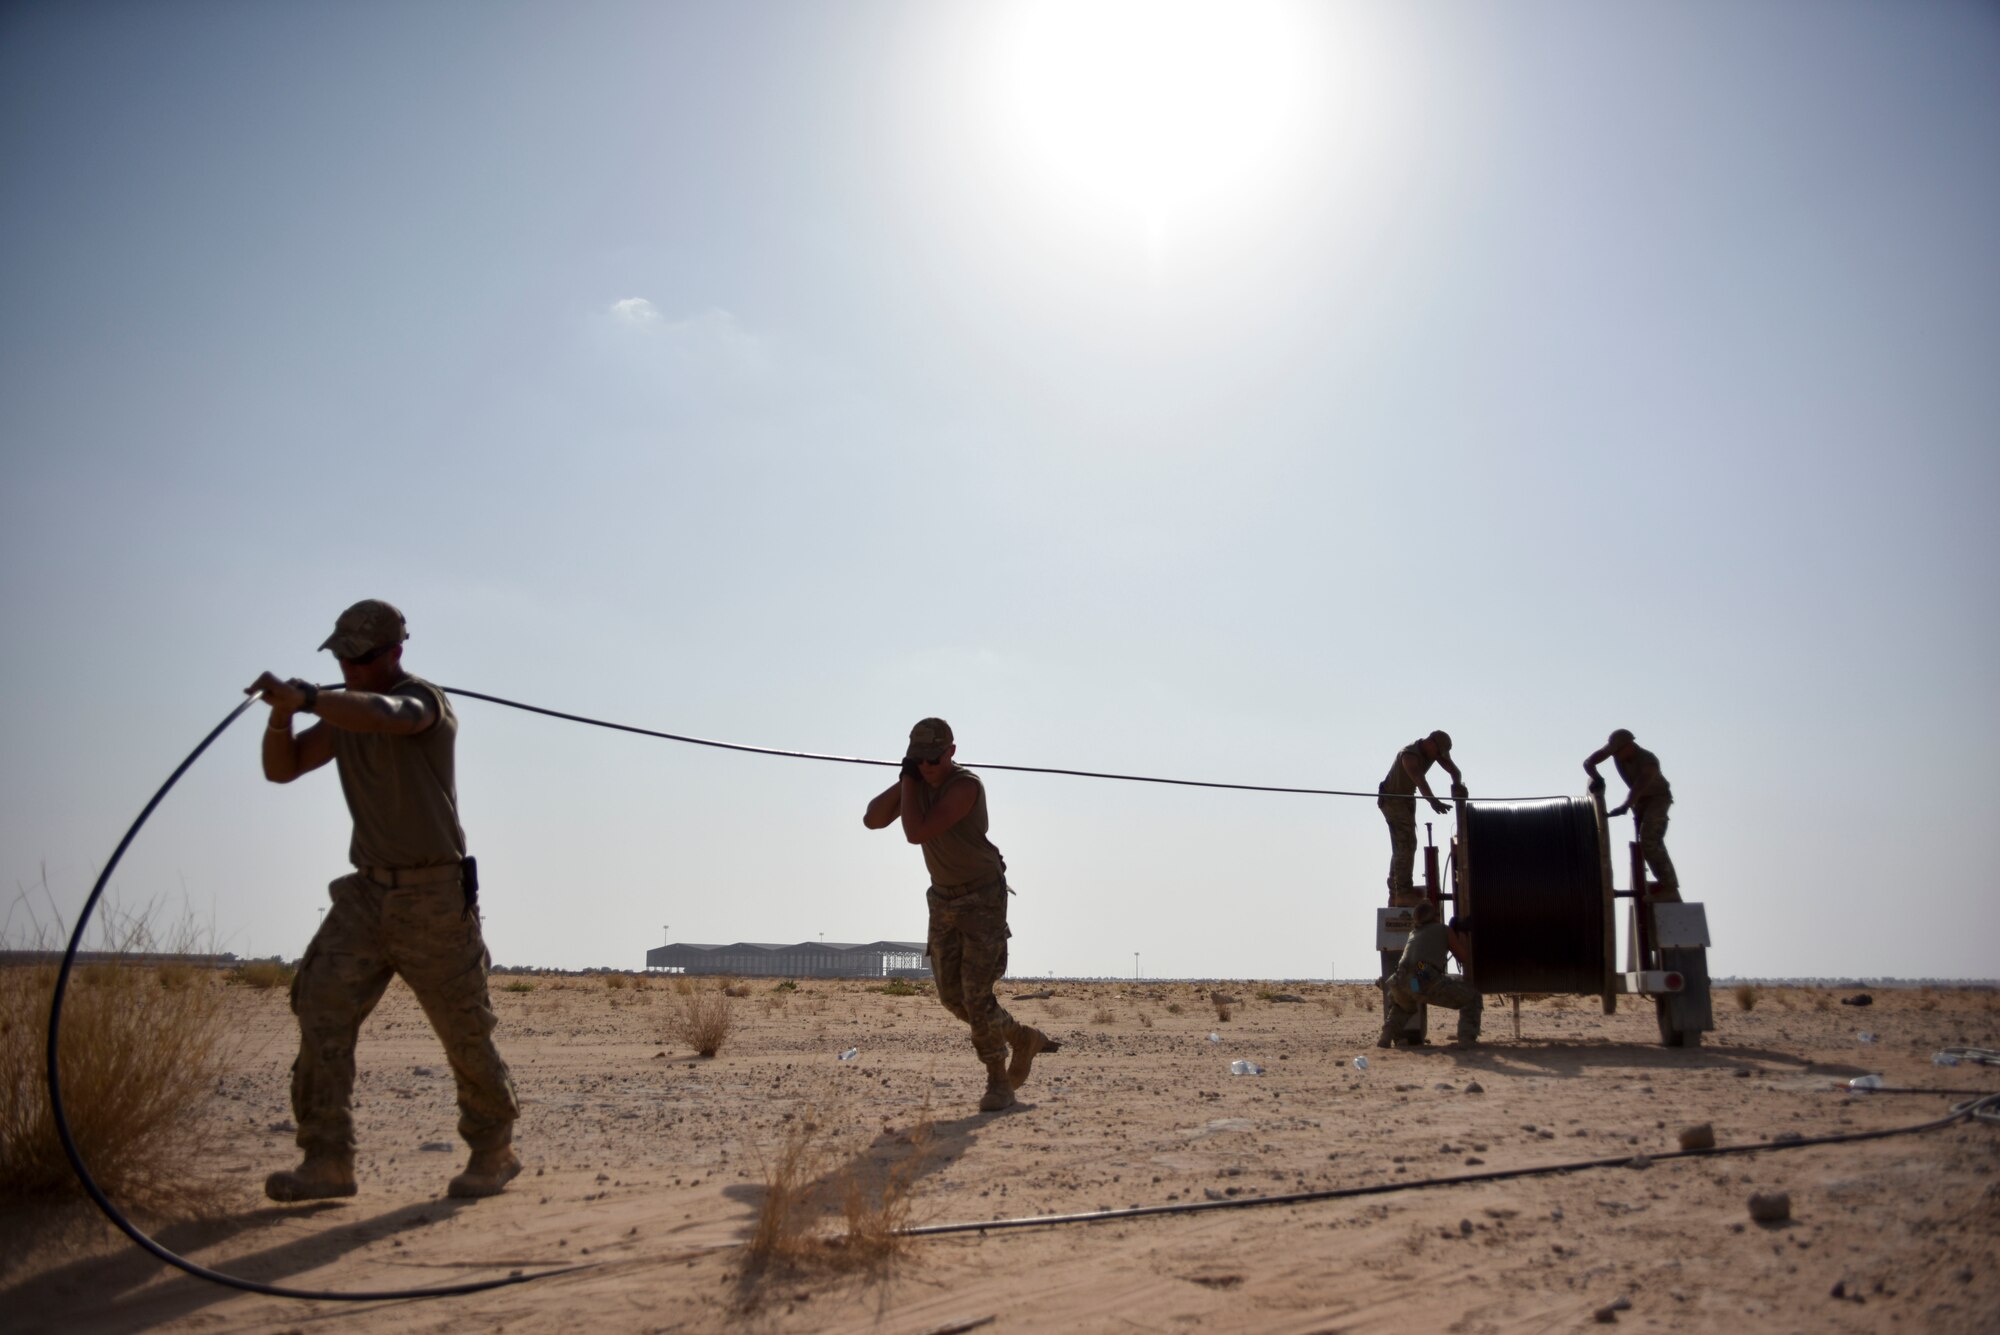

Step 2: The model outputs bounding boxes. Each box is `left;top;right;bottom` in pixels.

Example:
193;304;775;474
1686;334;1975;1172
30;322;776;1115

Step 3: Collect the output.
602;300;768;384
610;296;662;326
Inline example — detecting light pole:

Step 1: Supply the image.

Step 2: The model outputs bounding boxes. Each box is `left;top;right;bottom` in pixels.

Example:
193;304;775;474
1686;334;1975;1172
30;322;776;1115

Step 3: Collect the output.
1133;951;1140;980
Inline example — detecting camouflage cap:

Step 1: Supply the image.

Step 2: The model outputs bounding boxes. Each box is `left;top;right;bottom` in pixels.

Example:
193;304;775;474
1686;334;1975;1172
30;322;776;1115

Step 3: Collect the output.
319;599;409;658
906;717;954;762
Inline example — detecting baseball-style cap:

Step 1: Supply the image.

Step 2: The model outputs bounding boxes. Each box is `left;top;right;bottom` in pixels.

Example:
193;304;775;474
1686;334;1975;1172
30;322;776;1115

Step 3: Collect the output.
319;599;409;658
1607;728;1636;749
906;717;954;762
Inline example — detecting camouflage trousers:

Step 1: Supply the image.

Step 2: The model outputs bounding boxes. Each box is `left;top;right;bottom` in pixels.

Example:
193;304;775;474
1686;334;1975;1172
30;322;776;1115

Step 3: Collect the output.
926;880;1023;1064
1636;802;1680;902
1379;795;1423;906
1383;972;1483;1042
289;872;518;1159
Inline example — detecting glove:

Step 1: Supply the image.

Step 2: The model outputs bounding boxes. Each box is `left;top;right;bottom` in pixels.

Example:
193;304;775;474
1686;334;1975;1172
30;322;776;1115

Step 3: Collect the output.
1450;782;1468;800
1587;774;1606;795
900;757;923;779
1607;802;1629;818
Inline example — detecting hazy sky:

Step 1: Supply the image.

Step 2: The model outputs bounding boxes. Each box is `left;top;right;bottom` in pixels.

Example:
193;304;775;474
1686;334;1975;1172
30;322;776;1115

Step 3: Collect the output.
3;1;1995;980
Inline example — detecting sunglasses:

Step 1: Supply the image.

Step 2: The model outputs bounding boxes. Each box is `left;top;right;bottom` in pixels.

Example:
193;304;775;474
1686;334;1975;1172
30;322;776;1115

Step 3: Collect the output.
338;642;398;667
913;753;948;765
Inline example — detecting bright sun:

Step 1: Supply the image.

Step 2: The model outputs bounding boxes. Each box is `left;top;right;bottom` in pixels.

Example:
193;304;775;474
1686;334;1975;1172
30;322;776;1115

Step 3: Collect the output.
982;0;1319;253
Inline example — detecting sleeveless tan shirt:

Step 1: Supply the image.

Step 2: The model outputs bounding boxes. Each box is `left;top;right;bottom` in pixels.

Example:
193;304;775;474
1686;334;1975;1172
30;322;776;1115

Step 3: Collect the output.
1381;738;1432;796
1614;743;1672;809
915;766;1006;890
331;675;466;870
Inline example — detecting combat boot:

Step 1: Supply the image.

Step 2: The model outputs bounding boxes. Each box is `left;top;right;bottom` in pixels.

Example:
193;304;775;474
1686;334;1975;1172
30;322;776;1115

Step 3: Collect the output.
447;1144;522;1198
1006;1026;1062;1089
265;1153;357;1202
977;1057;1016;1112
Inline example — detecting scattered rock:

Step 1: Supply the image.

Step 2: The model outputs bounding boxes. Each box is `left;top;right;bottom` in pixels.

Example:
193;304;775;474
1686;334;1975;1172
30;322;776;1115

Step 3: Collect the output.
1839;994;1873;1007
411;1065;435;1077
1773;1131;1804;1145
1465;1157;1485;1166
1593;1295;1632;1322
1459;1218;1474;1236
1748;1191;1791;1223
1626;1155;1653;1170
419;1141;453;1152
1677;1123;1716;1152
266;1120;295;1133
1733;1067;1751;1078
1464;1081;1485;1094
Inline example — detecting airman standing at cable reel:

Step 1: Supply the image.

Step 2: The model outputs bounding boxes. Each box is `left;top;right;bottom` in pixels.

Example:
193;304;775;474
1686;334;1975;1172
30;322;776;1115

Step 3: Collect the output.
1379;730;1465;907
1584;728;1678;902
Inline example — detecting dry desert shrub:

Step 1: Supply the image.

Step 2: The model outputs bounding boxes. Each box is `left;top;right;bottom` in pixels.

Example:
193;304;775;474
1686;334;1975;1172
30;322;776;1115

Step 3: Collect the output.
1546;994;1574;1011
747;1093;934;1274
1166;1002;1184;1016
1734;983;1758;1012
228;959;293;989
747;1104;831;1269
1813;992;1832;1012
672;975;695;996
1212;999;1232;1023
1091;1007;1115;1025
2;958;228;1209
723;983;752;999
501;979;535;993
670;989;734;1057
836;1098;931;1267
1136;1011;1153;1029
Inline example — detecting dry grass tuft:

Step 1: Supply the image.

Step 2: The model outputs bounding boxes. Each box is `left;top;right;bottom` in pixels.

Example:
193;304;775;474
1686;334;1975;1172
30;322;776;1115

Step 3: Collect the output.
723;984;752;999
836;1099;931;1267
1734;983;1758;1012
1212;998;1233;1023
670;988;734;1057
671;975;695;996
228;959;293;990
501;979;535;993
747;1104;831;1269
2;909;231;1210
603;972;629;990
1136;1011;1153;1029
1166;1002;1184;1016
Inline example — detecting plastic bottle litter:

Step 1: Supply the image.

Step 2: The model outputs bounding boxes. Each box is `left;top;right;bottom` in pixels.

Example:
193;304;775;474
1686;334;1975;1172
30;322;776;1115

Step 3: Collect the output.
1933;1051;1962;1067
838;1047;859;1061
1846;1074;1883;1092
1856;1031;1877;1044
1229;1060;1264;1076
1206;1032;1222;1043
1352;1056;1370;1072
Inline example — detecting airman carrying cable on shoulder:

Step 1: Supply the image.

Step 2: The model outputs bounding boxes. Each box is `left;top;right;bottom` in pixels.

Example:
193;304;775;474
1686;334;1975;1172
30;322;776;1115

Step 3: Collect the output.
249;599;520;1203
863;718;1060;1113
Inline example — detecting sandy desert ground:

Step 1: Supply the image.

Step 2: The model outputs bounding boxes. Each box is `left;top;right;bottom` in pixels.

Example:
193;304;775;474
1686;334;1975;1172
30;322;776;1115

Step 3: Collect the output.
4;974;1998;1334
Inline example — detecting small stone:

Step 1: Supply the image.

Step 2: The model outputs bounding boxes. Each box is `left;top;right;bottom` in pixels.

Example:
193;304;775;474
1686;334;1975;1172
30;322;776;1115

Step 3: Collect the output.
1464;1081;1485;1094
1748;1191;1791;1223
1465;1157;1485;1166
1626;1155;1652;1170
1955;1266;1974;1283
266;1120;295;1133
419;1141;452;1152
1459;1218;1474;1236
1677;1123;1716;1151
1593;1295;1632;1321
1773;1131;1804;1145
1733;1067;1750;1078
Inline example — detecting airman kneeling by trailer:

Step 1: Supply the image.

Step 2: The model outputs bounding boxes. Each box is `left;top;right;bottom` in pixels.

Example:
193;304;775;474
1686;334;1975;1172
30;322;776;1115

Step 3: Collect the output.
1379;902;1480;1048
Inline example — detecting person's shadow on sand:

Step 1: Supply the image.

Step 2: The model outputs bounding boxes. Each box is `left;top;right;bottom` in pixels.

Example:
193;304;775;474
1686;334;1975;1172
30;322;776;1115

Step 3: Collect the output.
0;1196;515;1334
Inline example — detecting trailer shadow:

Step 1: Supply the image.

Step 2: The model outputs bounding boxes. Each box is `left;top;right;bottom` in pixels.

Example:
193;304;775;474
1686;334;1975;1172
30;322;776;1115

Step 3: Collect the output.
1434;1039;1873;1081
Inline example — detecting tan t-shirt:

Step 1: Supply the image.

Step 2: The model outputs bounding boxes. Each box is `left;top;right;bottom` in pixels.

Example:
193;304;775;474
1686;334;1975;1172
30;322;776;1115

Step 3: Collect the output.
916;766;1006;890
332;675;466;870
1614;743;1672;810
1381;739;1433;796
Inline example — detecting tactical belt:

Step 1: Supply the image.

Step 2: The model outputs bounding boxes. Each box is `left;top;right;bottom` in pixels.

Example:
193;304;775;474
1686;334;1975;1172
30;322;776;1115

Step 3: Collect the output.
359;864;463;888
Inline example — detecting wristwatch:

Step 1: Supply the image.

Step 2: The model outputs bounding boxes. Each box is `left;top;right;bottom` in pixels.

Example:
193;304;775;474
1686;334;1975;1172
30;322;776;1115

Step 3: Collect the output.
300;682;319;713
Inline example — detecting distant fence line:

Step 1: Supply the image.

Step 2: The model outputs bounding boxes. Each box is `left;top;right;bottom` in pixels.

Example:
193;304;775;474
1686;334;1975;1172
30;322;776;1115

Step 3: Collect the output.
0;951;264;969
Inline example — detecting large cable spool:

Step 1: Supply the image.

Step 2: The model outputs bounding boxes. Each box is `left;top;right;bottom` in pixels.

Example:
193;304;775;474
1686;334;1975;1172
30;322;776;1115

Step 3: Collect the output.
1459;797;1609;997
